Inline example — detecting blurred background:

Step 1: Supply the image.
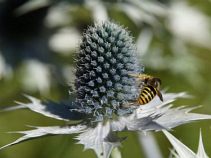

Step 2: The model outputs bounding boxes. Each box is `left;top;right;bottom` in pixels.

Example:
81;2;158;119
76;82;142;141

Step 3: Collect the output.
0;0;211;157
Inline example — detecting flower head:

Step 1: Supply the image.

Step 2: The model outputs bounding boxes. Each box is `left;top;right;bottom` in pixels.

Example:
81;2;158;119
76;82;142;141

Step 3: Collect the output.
74;22;140;120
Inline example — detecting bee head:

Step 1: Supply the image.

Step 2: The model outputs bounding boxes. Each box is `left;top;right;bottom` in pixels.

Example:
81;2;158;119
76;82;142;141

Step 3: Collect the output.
148;77;161;89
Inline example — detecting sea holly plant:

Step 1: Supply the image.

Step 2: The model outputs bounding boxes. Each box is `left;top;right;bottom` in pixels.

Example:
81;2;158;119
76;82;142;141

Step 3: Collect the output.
1;21;211;158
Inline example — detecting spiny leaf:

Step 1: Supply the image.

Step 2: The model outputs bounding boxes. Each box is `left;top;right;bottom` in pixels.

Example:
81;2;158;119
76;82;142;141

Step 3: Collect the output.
163;130;209;158
0;125;87;150
163;130;196;157
2;95;85;121
136;92;211;129
196;130;209;158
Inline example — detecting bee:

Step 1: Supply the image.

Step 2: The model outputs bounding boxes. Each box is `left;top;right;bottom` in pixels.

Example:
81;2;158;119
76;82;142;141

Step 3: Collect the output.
130;74;163;105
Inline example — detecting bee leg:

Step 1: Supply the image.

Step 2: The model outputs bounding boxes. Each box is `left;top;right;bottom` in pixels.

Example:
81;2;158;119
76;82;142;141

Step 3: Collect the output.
157;91;163;101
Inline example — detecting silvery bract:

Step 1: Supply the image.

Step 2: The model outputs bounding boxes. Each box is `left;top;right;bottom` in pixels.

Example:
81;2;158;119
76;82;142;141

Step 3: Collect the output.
163;130;209;158
1;22;211;158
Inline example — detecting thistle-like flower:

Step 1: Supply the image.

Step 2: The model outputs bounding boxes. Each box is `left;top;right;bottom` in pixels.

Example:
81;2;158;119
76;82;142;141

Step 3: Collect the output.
1;21;211;158
74;21;140;120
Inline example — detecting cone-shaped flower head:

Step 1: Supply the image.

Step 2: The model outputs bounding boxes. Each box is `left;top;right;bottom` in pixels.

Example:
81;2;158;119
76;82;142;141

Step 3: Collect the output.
75;22;140;120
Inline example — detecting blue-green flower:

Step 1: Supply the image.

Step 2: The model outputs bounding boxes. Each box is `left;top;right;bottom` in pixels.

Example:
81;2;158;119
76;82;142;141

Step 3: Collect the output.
1;21;211;158
74;22;140;120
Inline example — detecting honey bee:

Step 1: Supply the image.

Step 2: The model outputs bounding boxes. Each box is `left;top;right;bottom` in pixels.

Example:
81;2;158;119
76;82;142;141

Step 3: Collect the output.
130;74;163;105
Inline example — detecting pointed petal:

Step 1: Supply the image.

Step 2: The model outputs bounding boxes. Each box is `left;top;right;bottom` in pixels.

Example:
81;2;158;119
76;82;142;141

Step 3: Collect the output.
163;130;196;157
0;104;27;111
111;113;166;132
197;130;209;158
137;92;188;111
111;92;211;133
0;125;86;150
76;122;122;158
4;95;86;121
156;106;211;129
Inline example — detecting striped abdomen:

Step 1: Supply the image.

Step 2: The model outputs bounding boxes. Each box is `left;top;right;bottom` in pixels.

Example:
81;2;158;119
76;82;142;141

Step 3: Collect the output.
137;85;157;105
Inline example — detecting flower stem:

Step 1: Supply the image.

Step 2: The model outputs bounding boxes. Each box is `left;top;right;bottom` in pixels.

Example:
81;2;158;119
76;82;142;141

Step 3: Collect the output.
138;132;163;158
111;148;122;158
